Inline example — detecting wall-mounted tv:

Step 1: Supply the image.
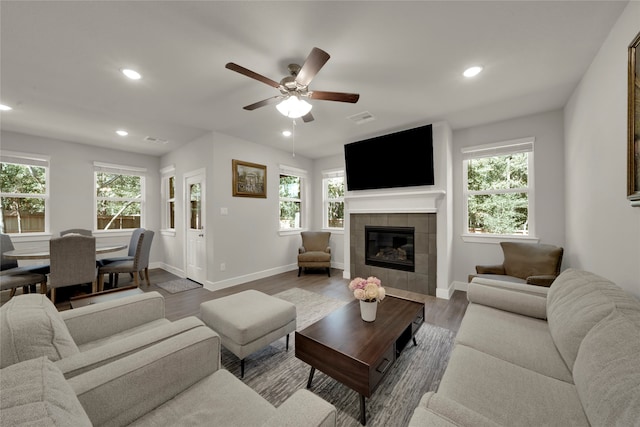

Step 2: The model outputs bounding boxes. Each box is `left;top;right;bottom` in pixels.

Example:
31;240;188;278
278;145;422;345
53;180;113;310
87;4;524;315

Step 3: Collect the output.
344;124;434;191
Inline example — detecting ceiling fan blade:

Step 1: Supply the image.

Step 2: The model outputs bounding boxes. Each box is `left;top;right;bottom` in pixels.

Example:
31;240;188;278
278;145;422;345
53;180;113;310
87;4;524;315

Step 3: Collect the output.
225;62;280;88
309;91;360;103
295;47;330;87
243;96;282;111
301;112;314;123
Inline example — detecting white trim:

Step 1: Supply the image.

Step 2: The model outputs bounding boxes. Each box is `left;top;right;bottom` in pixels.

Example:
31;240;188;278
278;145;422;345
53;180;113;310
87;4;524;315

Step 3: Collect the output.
461;233;540;244
278;164;307;177
93;161;147;175
461;137;534;159
321;167;344;178
159;164;175;175
206;264;299;292
0;150;50;167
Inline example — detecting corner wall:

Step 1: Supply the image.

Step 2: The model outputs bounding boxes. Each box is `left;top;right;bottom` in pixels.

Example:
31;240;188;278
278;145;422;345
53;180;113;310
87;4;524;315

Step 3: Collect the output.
564;1;640;296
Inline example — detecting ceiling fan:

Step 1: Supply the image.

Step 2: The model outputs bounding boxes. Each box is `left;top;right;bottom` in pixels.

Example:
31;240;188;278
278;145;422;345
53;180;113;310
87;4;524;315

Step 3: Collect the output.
225;47;360;123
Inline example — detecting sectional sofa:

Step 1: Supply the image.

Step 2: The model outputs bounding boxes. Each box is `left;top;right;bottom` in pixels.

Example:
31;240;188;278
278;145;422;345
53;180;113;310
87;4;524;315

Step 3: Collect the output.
409;268;640;426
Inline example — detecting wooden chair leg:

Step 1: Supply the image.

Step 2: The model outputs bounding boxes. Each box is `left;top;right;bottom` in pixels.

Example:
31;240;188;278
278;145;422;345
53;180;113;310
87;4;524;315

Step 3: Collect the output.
298;267;302;277
9;288;17;299
98;273;105;292
144;268;151;286
40;281;47;295
91;279;97;294
50;288;56;304
133;272;140;287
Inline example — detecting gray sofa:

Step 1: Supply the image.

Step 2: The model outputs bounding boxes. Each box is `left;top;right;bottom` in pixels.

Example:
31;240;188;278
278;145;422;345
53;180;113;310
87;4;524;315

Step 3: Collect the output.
409;268;640;426
1;293;337;426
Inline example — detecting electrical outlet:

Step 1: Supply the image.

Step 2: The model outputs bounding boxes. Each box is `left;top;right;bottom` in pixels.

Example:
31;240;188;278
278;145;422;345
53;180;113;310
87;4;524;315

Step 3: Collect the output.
220;263;226;271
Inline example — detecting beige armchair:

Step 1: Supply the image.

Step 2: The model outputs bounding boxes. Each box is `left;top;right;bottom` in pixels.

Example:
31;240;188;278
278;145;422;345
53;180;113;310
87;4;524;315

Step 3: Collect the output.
298;231;331;277
469;242;564;287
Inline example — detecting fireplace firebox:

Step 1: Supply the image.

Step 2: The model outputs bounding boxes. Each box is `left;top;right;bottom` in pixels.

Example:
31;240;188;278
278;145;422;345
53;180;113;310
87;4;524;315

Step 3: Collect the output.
365;226;415;272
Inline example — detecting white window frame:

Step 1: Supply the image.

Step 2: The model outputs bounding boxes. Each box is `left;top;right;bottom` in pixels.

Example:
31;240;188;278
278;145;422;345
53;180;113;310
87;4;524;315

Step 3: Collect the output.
160;165;176;236
278;164;307;235
93;161;146;233
322;168;344;232
0;151;51;239
461;137;538;244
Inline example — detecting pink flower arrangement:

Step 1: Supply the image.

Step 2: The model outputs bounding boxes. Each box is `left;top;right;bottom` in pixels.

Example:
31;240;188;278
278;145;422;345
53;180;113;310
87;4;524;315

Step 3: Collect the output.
348;276;386;302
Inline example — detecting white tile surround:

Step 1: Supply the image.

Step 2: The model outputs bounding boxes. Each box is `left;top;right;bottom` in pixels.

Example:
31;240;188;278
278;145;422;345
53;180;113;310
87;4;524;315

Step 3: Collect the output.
342;122;454;299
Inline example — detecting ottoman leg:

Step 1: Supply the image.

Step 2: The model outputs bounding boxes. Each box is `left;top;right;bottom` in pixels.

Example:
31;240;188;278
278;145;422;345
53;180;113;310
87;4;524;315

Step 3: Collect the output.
241;359;245;378
286;334;290;351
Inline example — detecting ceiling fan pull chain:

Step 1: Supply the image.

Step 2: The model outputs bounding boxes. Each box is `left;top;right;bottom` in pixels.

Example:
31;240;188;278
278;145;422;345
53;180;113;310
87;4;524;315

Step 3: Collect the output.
291;119;296;157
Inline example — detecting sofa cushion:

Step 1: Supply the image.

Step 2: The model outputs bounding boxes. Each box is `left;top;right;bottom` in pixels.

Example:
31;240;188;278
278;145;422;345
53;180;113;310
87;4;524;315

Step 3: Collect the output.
455;303;572;383
128;369;276;426
547;269;640;371
0;294;79;368
0;356;91;426
573;311;640;426
437;344;589;426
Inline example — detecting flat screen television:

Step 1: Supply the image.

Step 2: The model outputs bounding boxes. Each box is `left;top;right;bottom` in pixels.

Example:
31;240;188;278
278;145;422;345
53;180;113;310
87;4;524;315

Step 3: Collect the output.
344;124;434;191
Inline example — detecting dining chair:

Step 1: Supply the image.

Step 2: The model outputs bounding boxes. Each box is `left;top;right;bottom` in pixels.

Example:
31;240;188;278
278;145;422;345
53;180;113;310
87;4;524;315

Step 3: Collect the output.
48;234;97;304
0;233;50;297
97;230;154;290
98;227;144;267
0;271;48;300
60;228;92;236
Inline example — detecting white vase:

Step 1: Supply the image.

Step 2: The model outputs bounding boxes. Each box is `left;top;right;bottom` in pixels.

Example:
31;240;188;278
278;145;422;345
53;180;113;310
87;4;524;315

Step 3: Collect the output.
359;300;377;322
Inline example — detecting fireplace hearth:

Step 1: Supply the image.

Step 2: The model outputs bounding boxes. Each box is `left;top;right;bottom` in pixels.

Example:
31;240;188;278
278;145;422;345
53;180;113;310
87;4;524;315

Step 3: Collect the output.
366;226;415;272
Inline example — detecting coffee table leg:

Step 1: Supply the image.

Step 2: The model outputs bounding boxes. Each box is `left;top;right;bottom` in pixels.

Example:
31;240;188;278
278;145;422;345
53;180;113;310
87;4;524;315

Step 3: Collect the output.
360;394;366;425
413;336;418;346
307;367;315;389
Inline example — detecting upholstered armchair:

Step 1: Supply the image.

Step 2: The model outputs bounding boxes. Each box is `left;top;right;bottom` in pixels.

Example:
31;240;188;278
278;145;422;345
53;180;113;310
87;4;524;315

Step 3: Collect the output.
298;231;331;277
469;242;564;287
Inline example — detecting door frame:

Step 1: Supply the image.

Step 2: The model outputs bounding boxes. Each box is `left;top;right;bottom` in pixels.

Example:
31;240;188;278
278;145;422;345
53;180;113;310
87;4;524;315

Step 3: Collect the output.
183;168;207;284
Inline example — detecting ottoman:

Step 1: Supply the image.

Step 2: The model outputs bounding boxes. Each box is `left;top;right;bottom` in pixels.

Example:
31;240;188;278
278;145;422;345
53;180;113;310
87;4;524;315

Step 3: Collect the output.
200;290;296;378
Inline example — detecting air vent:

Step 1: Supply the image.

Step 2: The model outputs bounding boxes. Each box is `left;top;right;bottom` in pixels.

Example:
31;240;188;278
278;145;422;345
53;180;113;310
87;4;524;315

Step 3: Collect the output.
143;136;169;144
347;111;375;125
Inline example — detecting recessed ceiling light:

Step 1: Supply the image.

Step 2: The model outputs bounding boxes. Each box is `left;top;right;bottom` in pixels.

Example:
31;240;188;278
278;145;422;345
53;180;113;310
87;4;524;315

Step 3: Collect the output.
463;66;483;78
121;68;142;80
116;130;128;136
0;104;13;111
282;130;292;137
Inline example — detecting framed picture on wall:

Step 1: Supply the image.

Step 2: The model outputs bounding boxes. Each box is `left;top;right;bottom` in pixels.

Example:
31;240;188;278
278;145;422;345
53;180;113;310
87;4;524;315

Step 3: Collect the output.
628;31;640;206
232;159;267;198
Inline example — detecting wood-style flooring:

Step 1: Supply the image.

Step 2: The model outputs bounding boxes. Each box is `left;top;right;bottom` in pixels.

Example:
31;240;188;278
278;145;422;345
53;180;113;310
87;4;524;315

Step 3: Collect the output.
4;268;469;333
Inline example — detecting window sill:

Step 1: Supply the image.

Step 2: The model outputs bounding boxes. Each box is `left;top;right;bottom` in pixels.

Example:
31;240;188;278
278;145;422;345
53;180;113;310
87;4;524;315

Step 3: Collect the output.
279;228;305;237
6;233;52;243
461;234;540;244
322;228;344;235
160;229;176;237
93;230;135;238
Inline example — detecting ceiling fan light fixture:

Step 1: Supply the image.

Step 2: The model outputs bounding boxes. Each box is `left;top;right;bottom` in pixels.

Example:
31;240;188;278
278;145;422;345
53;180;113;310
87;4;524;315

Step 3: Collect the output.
463;66;483;78
121;68;142;80
276;96;312;118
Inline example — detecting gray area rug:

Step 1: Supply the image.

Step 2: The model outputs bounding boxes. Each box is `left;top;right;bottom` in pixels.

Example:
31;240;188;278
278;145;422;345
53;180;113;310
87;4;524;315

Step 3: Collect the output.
220;287;456;427
156;279;202;294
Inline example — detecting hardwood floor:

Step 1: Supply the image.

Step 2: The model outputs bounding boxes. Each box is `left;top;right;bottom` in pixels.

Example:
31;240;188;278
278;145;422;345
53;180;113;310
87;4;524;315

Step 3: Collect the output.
3;268;469;333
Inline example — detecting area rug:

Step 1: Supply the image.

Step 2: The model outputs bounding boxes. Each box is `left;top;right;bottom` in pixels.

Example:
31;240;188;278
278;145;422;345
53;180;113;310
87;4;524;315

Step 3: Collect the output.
156;278;202;294
220;287;456;427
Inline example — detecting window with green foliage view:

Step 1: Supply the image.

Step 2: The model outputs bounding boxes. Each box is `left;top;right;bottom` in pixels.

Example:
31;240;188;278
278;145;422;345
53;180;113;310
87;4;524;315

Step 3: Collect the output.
465;151;531;235
323;175;344;229
1;161;48;234
95;171;143;230
279;174;302;230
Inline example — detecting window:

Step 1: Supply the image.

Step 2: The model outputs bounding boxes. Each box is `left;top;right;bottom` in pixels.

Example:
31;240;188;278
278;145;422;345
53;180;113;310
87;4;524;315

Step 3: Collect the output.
94;162;146;231
322;169;344;230
462;138;534;237
0;152;50;234
160;165;176;230
279;165;306;231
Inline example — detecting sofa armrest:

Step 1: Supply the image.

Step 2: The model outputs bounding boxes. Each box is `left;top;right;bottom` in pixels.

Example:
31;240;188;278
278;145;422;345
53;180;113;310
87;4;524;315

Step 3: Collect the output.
526;274;557;287
468;278;548;319
56;317;208;378
409;392;501;427
262;389;337;427
69;327;220;427
475;264;505;275
60;291;165;346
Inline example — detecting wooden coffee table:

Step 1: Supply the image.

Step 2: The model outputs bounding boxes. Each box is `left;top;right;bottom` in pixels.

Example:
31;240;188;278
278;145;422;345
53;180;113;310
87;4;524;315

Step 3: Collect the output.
295;295;425;425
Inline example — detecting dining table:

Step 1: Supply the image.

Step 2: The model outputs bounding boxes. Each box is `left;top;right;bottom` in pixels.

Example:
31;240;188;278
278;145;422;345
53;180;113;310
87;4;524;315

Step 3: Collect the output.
3;243;128;260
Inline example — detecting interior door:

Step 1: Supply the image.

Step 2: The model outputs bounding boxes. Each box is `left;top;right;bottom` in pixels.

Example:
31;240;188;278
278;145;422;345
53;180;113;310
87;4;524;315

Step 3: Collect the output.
185;170;206;285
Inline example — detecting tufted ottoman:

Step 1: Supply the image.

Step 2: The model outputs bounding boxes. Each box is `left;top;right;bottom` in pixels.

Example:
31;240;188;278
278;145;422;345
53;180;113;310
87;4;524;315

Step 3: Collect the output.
200;290;296;378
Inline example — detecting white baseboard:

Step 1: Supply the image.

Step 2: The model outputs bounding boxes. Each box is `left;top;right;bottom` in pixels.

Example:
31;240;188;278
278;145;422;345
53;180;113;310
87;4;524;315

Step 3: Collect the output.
204;264;299;292
453;280;469;292
436;283;454;300
153;262;184;278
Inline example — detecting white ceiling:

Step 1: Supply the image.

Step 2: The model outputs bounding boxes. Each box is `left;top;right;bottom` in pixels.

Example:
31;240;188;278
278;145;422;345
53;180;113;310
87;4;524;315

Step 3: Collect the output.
0;1;628;159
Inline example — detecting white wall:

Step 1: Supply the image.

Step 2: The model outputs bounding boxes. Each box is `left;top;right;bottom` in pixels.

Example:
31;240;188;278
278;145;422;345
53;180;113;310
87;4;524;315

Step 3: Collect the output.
160;130;314;290
0;130;162;263
451;110;566;287
564;1;640;296
312;153;345;270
